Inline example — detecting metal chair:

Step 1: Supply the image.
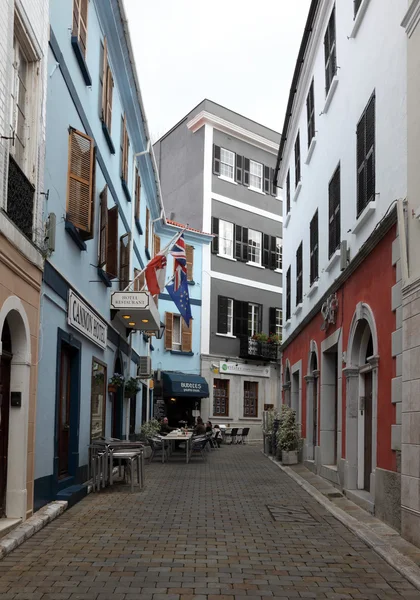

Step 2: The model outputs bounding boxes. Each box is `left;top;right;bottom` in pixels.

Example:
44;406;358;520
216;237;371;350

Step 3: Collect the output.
190;436;208;461
229;428;239;444
109;448;143;492
240;427;250;444
148;436;168;463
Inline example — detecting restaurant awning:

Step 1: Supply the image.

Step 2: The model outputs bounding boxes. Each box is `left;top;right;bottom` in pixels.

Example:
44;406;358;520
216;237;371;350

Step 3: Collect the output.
162;372;210;398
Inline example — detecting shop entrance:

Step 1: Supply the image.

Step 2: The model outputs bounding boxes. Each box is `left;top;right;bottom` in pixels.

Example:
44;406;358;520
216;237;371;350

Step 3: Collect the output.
0;320;12;517
165;397;200;428
112;356;124;439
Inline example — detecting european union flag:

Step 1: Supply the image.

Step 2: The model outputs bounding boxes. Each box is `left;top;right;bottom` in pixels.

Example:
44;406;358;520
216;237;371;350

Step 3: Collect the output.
166;271;192;327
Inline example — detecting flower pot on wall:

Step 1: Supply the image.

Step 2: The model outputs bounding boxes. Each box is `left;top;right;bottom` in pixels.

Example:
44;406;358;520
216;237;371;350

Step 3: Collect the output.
108;384;117;394
281;450;298;465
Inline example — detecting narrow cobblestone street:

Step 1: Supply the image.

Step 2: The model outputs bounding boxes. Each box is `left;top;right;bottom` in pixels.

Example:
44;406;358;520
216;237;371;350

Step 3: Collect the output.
0;446;417;600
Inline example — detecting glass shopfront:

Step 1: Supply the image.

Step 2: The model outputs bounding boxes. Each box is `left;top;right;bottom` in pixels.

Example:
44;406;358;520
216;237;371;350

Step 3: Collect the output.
91;359;106;440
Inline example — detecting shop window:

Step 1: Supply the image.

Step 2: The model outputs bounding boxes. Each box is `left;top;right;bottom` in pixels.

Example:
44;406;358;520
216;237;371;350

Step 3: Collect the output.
244;381;258;417
91;360;106;440
213;379;229;417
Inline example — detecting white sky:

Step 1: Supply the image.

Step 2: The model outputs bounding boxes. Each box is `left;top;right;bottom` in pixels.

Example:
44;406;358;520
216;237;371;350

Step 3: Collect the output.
123;0;311;139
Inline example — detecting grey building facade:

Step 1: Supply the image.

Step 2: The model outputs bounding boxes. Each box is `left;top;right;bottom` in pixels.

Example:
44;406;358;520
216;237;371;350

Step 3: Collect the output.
154;100;282;439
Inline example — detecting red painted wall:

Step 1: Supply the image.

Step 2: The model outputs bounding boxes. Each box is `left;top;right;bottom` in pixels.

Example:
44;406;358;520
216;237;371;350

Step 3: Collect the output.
282;226;397;473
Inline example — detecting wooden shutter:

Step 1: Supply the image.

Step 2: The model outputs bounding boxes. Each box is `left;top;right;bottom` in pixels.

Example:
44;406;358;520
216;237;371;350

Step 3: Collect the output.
294;132;301;185
234;301;248;337
67;128;95;235
186;245;194;280
213;145;221;174
135;167;141;220
107;205;118;279
134;268;145;292
257;304;263;333
145;207;150;251
286;170;291;213
119;232;130;290
211;217;219;254
296;243;303;305
243;157;250;186
235;155;243;183
263;166;270;194
98;186;108;268
262;234;270;268
121;114;129;181
354;0;362;16
181;319;192;352
324;8;336;94
106;67;114;131
286;267;291;321
235;226;248;262
165;312;173;350
270;167;277;197
307;79;315;147
269;307;276;336
101;37;108;122
73;0;88;56
365;95;375;206
218;296;229;334
269;236;277;270
154;234;161;257
328;166;341;258
72;0;80;37
310;210;319;284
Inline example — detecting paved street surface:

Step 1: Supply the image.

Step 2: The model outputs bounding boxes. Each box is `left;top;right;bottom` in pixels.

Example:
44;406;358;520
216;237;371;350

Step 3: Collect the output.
0;446;417;599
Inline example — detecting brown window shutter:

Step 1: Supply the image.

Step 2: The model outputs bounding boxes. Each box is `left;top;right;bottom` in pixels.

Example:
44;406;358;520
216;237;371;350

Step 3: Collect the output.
145;207;150;250
119;232;131;290
72;0;80;37
67;128;95;235
154;234;161;256
186;245;194;280
121;114;128;181
107;205;118;279
134;268;145;292
79;0;88;57
165;312;173;350
101;37;107;122
181;319;192;353
135;167;141;219
98;186;108;268
106;68;113;130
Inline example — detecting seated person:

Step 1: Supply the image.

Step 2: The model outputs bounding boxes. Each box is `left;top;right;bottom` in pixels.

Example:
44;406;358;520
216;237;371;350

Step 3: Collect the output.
205;420;213;433
160;417;175;435
214;425;223;447
194;416;206;435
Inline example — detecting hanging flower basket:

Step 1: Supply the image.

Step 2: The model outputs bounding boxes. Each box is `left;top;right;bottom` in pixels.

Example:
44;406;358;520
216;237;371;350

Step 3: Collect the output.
108;373;124;395
124;377;141;398
108;383;117;394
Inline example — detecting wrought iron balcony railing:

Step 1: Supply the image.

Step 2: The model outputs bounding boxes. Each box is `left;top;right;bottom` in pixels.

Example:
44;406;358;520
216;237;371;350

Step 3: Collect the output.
239;336;280;361
7;155;35;240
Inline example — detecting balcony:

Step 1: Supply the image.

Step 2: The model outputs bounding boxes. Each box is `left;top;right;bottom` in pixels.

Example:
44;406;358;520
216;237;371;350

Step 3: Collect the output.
7;156;35;241
239;337;280;361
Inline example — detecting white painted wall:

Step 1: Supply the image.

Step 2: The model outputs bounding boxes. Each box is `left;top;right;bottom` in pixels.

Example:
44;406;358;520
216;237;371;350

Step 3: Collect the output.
280;0;408;341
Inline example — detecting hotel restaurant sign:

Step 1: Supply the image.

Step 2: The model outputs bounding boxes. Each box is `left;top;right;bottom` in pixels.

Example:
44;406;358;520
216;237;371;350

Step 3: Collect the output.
68;290;107;350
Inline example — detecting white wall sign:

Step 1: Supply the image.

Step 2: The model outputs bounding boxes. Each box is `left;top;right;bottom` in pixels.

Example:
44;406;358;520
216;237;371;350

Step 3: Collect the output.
68;290;107;350
219;361;271;378
111;291;150;309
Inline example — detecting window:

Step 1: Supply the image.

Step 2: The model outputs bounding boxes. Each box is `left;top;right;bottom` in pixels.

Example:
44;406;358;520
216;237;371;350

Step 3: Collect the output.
286;267;291;321
307;79;315;147
11;32;30;175
276;238;282;270
328;165;341;258
100;38;114;131
120;114;129;183
296;243;303;305
186;244;194;280
91;360;106;440
324;7;337;95
219;219;234;258
135;166;141;221
269;307;282;337
310;211;319;285
354;0;363;16
98;187;108;269
218;296;234;336
133;268;145;291
294;132;301;186
286;170;291;214
357;94;375;216
106;205;118;279
66;128;95;239
248;303;262;337
244;382;258;417
248;229;262;265
145;207;150;253
233;300;249;337
72;0;88;57
220;148;235;180
153;234;160;257
235;226;248;262
249;160;263;191
165;313;192;352
119;232;130;290
213;379;229;417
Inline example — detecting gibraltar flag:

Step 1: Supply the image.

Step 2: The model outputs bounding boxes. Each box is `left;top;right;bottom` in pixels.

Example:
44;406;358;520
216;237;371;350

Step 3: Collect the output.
145;254;167;296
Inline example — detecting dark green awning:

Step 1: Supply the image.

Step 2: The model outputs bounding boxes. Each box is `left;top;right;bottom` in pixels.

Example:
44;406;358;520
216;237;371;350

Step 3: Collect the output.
162;372;209;398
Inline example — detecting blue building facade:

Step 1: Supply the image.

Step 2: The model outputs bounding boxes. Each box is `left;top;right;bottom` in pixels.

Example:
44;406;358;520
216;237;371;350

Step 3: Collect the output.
34;0;210;510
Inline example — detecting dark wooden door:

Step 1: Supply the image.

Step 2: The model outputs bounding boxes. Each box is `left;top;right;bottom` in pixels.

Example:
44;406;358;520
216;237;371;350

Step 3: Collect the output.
0;355;11;517
129;396;136;437
58;346;71;477
313;376;318;449
364;372;373;492
141;385;147;424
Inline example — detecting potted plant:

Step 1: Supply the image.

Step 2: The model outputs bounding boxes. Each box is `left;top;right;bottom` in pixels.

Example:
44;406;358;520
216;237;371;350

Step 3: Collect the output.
276;405;301;465
268;333;282;345
124;376;141;398
252;332;269;342
140;419;161;440
108;373;124;394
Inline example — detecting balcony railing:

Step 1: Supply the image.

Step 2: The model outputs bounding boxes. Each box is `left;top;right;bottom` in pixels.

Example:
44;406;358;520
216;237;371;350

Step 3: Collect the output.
239;337;280;361
7;155;35;240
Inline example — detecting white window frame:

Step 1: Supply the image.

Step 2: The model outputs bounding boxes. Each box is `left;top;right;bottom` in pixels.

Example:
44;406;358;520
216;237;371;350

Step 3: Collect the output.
172;314;182;350
10;11;40;183
220;148;235;182
248;303;260;337
227;298;234;336
218;219;234;259
249;160;263;192
275;237;283;271
275;309;282;336
248;229;262;266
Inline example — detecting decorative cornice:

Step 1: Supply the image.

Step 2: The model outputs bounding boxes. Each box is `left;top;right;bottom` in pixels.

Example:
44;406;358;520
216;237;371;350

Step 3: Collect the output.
402;0;420;37
367;355;380;369
186;111;279;155
304;375;315;383
343;367;359;379
282;382;291;390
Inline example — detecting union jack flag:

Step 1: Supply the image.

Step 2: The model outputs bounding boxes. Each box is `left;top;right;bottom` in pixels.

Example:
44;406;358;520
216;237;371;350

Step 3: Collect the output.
170;234;187;291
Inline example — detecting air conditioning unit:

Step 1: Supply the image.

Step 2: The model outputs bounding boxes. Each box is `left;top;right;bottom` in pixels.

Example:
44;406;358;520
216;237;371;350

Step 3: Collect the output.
137;356;152;379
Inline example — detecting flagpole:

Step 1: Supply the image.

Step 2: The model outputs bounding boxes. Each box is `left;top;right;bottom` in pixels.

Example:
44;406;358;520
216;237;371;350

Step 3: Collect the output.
123;226;187;292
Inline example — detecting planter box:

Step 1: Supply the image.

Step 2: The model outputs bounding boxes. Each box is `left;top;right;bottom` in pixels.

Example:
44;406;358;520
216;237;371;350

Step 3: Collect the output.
281;450;298;465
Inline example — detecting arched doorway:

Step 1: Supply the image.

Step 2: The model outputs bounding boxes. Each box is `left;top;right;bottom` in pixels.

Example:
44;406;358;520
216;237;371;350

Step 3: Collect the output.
112;355;124;439
345;303;378;495
305;341;319;461
0;319;12;517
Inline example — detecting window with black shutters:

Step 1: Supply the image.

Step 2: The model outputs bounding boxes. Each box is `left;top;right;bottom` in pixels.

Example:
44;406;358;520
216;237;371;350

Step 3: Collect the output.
235;226;248;262
294;132;301;186
307;79;315;147
269;307;282;337
213;379;229;417
286;170;291;214
354;0;362;17
213;145;221;174
236;155;243;183
328;165;341;258
310;211;319;285
324;7;337;95
296;243;303;306
264;166;271;194
357;93;375;217
233;300;248;337
286;267;291;321
217;296;234;336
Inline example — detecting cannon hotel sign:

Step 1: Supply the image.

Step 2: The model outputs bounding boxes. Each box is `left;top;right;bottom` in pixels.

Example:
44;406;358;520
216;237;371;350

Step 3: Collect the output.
68;291;107;349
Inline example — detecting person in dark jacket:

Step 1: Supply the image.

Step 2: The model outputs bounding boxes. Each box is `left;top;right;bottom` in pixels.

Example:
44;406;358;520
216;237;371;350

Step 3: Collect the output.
194;416;206;435
205;421;213;433
160;417;175;435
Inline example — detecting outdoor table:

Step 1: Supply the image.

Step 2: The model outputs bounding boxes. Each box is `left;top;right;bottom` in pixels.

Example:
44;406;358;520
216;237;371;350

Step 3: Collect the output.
91;439;145;488
162;432;193;464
